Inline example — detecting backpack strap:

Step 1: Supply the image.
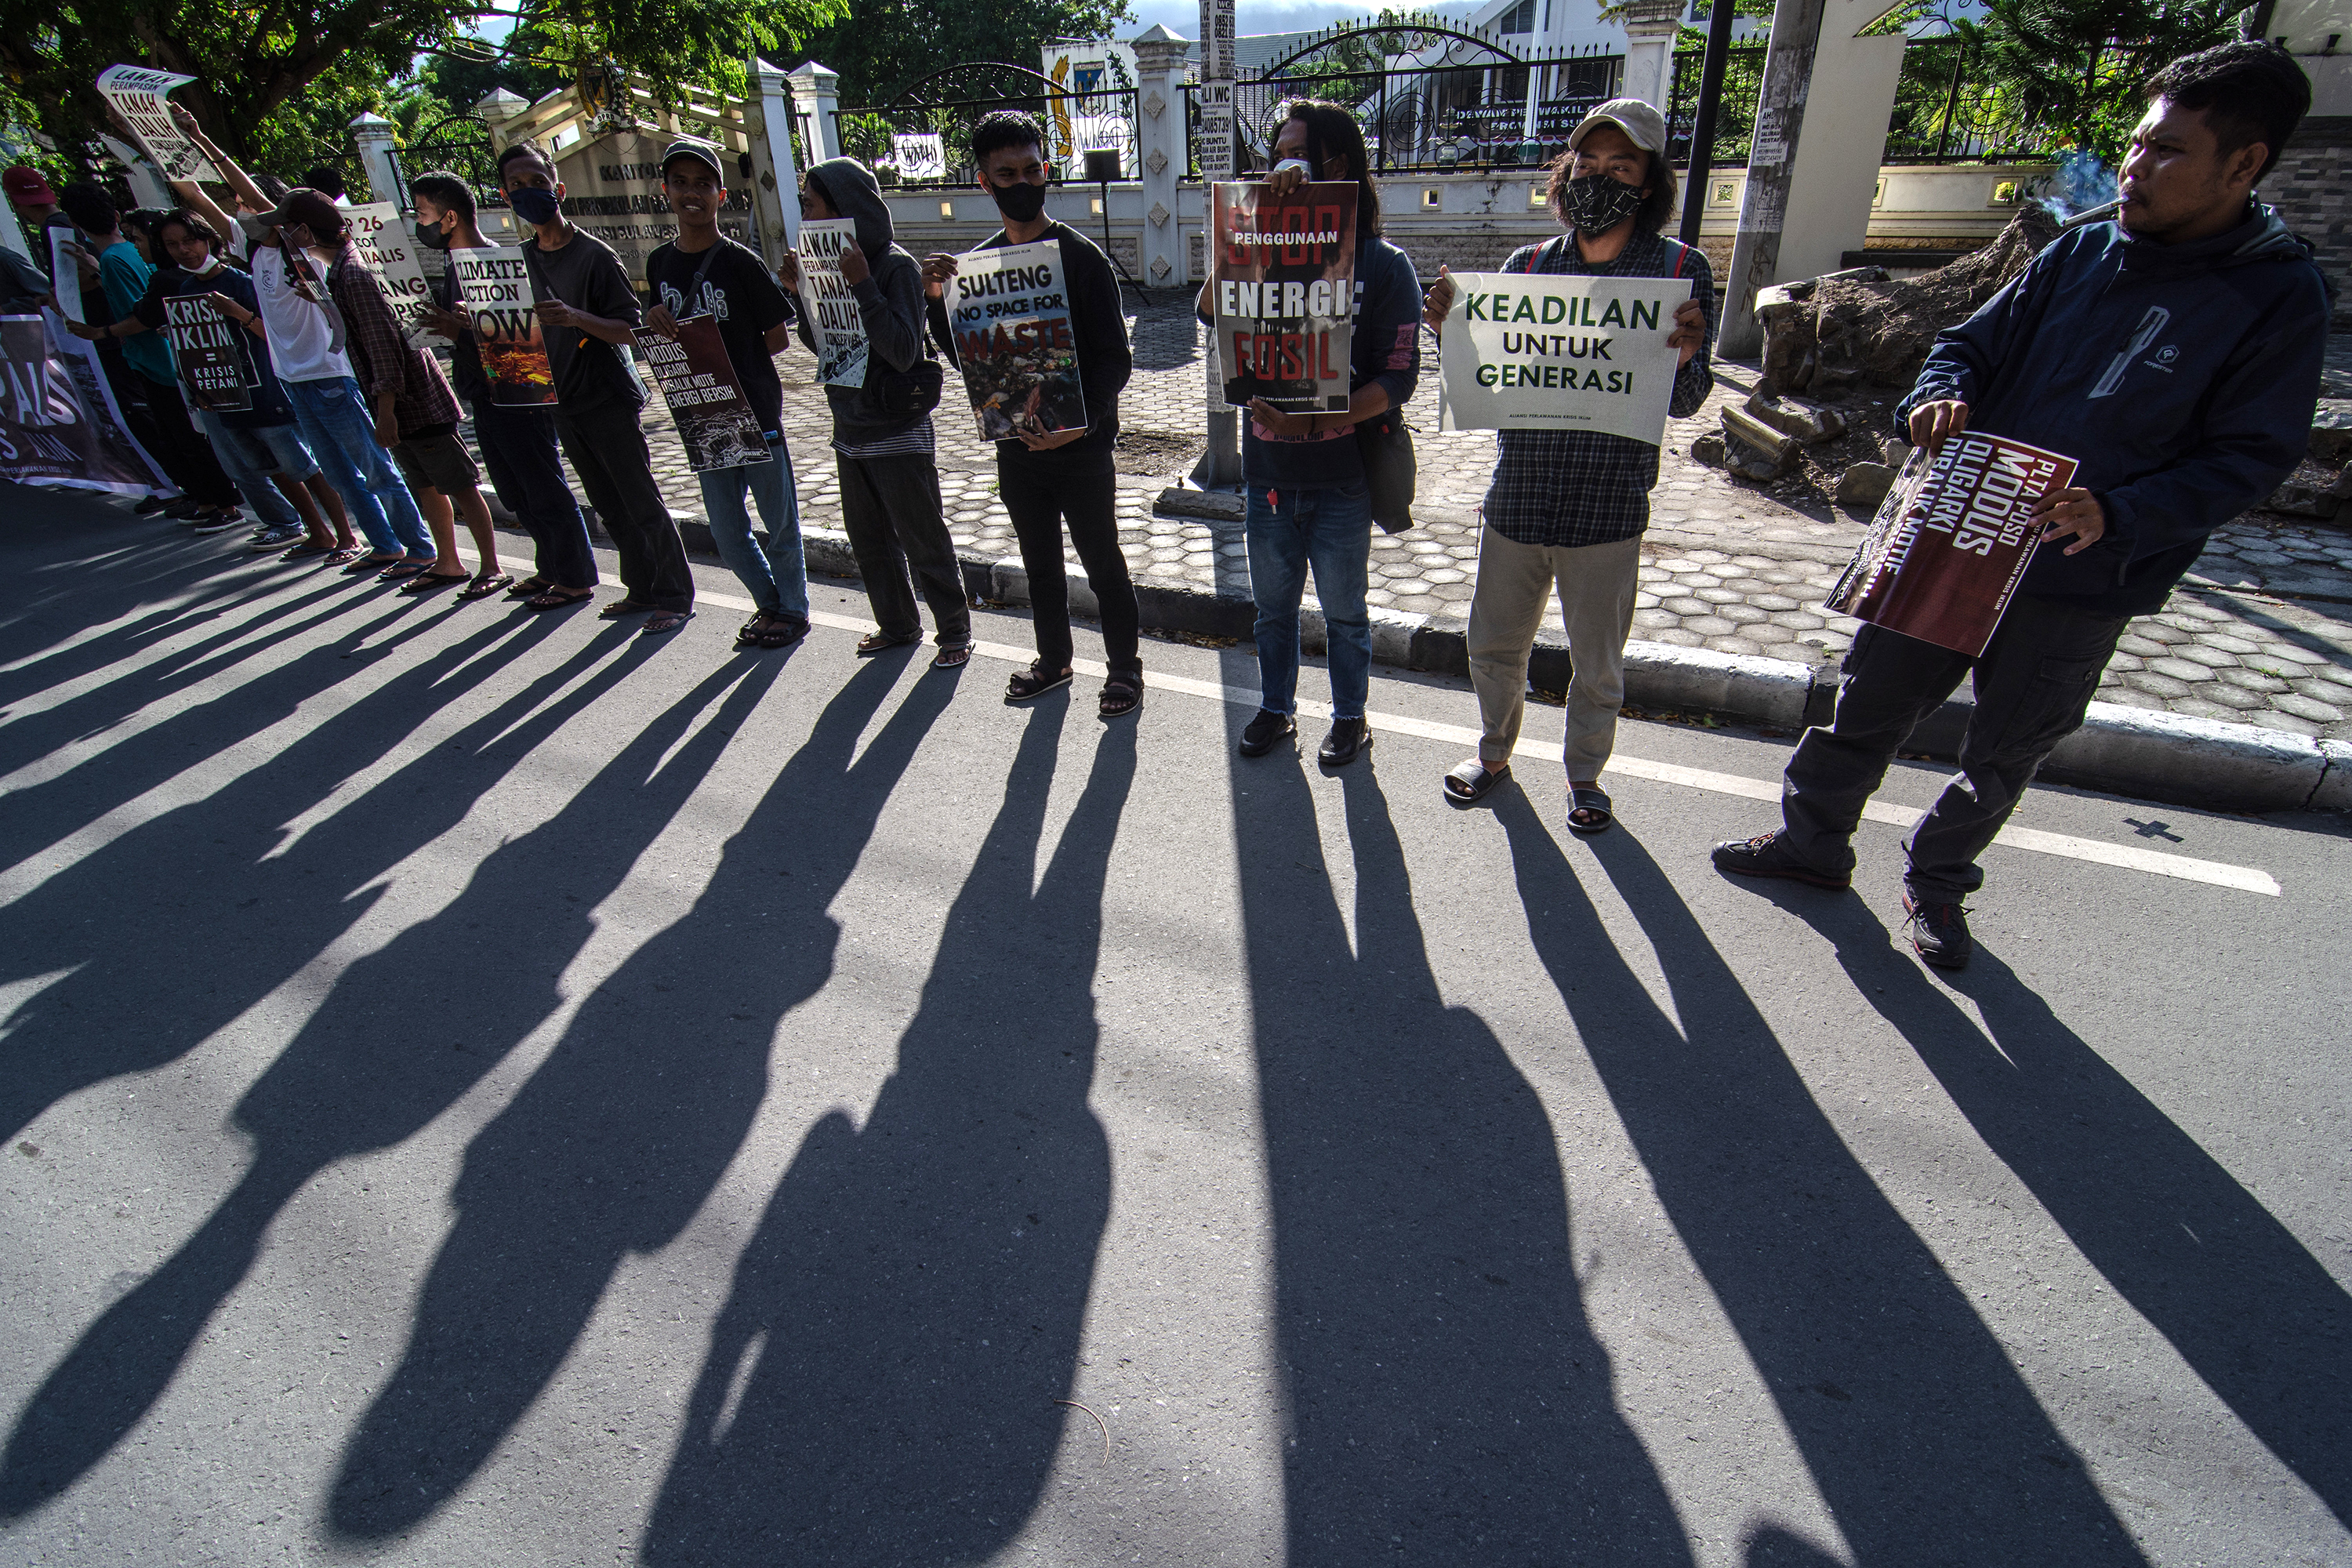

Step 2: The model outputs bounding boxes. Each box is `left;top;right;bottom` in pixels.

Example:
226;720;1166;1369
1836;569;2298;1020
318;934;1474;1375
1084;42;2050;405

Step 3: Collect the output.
1664;238;1692;279
1514;234;1569;275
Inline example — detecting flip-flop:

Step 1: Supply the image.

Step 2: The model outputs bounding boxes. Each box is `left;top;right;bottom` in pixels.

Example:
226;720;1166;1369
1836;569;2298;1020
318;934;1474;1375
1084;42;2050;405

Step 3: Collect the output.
598;597;654;619
279;542;336;561
457;571;514;601
344;554;403;575
400;571;470;596
932;643;973;670
639;609;692;637
1443;757;1510;803
524;586;595;612
378;561;434;583
506;577;551;599
855;630;922;655
1568;786;1614;836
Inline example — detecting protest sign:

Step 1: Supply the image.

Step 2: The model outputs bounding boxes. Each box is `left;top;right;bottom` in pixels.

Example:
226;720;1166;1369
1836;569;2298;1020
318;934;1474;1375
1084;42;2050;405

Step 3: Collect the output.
162;294;252;412
944;240;1086;441
1826;434;2078;657
892;134;946;183
454;248;556;406
0;312;168;493
797;219;867;389
49;231;85;324
555;129;755;281
1208;180;1356;412
346;202;434;347
1436;272;1690;443
635;317;770;473
95;65;212;182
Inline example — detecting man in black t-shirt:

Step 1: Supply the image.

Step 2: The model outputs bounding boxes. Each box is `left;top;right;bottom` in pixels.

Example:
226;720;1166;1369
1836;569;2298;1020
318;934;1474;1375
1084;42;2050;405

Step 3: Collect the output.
413;171;598;606
498;139;694;633
644;139;807;648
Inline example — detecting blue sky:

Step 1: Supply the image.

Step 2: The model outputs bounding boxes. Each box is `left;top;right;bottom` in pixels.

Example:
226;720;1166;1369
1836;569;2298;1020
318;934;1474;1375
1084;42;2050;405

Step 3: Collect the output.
464;1;1483;50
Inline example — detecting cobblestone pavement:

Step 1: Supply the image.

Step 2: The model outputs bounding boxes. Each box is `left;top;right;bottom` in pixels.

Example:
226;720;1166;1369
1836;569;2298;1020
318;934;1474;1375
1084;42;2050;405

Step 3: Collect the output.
583;298;2352;744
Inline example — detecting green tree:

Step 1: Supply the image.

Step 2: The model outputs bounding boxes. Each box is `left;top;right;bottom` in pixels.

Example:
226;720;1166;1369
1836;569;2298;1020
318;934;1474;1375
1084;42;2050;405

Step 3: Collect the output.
1955;0;2241;160
809;0;1134;108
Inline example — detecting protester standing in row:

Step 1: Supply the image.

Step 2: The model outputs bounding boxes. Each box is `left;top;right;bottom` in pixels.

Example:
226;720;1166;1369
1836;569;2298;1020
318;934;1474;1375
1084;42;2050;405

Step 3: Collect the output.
411;172;600;611
1714;42;2328;969
645;139;808;648
1200;100;1421;766
923;111;1142;717
782;157;971;668
499;140;695;636
1421;99;1715;833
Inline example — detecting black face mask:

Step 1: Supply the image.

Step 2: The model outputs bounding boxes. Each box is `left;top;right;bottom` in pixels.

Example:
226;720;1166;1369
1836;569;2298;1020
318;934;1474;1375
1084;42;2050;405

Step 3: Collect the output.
989;178;1046;223
1560;172;1644;236
413;218;452;250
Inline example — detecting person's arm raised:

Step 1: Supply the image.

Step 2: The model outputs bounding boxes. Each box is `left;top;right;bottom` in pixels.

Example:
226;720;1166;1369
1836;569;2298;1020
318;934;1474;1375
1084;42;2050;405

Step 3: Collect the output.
166;104;270;219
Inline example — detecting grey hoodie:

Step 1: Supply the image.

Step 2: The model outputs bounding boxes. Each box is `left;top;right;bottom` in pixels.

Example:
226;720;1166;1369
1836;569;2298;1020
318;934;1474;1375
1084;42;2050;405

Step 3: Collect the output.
795;157;932;441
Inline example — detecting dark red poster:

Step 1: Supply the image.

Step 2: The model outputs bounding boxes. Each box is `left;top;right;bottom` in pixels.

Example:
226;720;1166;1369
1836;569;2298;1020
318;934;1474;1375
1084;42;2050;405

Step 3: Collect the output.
1827;433;2079;657
1210;180;1357;412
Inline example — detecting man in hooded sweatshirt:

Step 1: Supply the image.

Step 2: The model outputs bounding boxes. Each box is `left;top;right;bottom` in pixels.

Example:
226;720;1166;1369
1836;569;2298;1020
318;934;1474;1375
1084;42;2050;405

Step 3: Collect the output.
779;156;971;669
1712;42;2328;971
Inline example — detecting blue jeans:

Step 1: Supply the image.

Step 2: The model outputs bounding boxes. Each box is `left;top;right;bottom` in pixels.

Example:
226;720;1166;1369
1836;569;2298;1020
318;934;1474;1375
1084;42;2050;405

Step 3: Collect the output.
194;413;319;532
286;376;434;558
699;435;806;619
1246;480;1374;720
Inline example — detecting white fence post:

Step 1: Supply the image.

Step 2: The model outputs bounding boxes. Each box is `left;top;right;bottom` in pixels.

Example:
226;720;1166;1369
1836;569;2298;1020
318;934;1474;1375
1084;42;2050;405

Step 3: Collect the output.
789;62;842;164
748;57;804;265
1133;24;1189;290
350;112;405;207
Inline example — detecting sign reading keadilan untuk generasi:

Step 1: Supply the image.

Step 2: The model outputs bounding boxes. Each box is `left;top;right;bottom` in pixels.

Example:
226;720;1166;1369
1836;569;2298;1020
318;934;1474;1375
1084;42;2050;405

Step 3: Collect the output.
1437;272;1690;443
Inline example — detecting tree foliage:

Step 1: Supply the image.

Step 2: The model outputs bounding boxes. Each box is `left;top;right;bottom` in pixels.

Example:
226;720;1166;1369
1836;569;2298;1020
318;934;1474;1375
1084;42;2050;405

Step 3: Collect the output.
1953;0;2241;160
807;0;1134;108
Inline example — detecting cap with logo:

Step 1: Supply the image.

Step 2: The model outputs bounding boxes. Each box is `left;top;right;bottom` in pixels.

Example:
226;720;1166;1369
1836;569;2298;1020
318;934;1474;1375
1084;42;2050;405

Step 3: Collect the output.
660;138;726;180
3;165;58;206
1565;98;1668;157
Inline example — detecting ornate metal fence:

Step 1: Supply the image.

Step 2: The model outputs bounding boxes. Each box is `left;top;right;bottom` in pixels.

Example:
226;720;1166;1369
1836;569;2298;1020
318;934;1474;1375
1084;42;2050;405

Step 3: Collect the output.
834;62;1142;189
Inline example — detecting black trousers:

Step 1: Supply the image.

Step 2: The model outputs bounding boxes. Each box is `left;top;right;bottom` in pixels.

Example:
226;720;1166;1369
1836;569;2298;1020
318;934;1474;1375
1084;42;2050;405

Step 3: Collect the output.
1778;592;2129;902
555;401;691;611
837;448;969;646
136;372;237;507
997;447;1141;675
474;398;597;590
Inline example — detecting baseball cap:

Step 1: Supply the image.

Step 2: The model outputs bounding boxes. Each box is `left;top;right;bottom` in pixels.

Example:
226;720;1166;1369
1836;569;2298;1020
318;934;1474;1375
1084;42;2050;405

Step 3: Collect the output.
660;138;725;180
3;165;57;205
1566;98;1668;157
250;187;347;238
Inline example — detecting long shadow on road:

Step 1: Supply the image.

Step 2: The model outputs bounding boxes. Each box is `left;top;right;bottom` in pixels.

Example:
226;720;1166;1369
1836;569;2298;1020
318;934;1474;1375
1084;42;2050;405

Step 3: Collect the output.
329;655;956;1537
0;657;771;1516
1505;810;2147;1564
1236;740;1692;1563
1782;893;2352;1532
641;702;1131;1565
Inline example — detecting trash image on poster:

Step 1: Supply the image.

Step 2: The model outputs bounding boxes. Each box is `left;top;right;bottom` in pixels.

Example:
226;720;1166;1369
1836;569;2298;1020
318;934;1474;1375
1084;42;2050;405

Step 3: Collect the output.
162;294;253;412
1826;433;2078;657
1210;180;1356;412
96;64;212;183
347;202;434;347
1436;272;1690;443
0;312;169;493
454;249;556;406
798;218;867;389
635;316;770;474
892;134;946;183
945;239;1086;441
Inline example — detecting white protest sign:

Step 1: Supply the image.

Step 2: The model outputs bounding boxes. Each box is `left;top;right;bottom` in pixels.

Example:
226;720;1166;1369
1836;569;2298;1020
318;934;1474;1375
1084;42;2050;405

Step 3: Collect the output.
797;218;867;388
892;134;946;183
1438;272;1690;444
49;230;86;323
95;65;212;183
344;202;434;347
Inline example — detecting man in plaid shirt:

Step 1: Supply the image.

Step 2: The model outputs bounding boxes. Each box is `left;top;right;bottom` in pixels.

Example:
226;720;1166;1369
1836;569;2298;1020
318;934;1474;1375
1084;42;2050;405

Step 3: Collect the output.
1424;98;1714;833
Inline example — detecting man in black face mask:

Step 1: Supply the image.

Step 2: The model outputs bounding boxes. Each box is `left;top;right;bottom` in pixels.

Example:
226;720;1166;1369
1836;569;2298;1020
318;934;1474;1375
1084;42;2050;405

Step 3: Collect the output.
1421;98;1713;836
921;111;1140;716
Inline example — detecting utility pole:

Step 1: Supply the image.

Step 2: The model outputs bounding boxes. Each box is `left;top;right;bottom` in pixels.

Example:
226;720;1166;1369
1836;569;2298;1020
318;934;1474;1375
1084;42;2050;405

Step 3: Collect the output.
1677;0;1740;248
1195;0;1242;487
1716;0;1828;358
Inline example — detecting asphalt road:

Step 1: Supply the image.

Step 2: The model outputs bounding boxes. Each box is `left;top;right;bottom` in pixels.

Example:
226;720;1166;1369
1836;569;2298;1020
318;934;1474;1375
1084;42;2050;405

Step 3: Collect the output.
1;489;2347;1568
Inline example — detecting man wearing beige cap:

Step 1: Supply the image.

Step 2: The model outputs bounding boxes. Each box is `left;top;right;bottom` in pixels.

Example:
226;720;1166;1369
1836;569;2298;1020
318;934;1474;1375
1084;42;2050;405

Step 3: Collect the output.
1421;99;1714;834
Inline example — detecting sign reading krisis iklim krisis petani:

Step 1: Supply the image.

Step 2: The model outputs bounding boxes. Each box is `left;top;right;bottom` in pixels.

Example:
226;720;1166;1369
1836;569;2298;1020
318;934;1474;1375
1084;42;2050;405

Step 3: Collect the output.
1437;273;1690;444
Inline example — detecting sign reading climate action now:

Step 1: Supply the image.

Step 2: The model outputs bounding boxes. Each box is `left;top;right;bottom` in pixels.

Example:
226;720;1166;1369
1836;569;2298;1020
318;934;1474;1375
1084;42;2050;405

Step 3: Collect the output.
1827;432;2078;657
453;249;555;406
1437;272;1690;444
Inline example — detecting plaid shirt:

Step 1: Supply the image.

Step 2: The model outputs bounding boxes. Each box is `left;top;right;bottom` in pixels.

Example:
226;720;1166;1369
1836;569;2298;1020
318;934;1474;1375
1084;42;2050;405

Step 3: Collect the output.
1482;231;1715;549
329;243;461;436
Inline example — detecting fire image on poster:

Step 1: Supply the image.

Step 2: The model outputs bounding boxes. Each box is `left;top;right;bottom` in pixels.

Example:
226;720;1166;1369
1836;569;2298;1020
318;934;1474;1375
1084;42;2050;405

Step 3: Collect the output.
1;312;169;493
454;249;556;406
347;202;434;347
945;240;1086;441
95;65;212;183
1210;180;1357;412
1436;272;1690;443
636;316;770;474
798;219;867;388
1826;433;2078;657
162;294;253;412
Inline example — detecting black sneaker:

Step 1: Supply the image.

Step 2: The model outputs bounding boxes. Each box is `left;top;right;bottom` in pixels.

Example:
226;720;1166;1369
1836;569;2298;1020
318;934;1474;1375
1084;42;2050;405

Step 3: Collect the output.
1318;716;1371;767
191;510;244;535
133;493;175;515
1903;894;1973;970
1239;708;1296;757
249;524;303;550
1710;829;1852;889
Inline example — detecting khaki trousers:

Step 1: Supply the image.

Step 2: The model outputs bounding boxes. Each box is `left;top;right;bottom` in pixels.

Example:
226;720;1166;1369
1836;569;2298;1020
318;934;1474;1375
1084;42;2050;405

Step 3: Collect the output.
1466;528;1642;781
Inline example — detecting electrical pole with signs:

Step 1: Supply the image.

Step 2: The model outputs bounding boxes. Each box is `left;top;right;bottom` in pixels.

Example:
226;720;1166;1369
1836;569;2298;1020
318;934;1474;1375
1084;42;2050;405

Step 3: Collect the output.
1195;0;1242;487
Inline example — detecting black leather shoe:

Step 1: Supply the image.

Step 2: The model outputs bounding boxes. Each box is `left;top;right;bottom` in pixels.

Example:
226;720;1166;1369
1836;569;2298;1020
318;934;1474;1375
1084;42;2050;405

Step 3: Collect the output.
1903;894;1973;970
1710;829;1851;889
1239;709;1296;757
1318;717;1371;767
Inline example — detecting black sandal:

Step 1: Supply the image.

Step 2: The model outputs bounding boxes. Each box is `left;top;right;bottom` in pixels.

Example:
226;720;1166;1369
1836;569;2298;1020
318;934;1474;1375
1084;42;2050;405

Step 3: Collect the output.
524;586;595;612
1568;786;1614;836
399;570;470;596
598;597;654;619
1443;757;1510;803
1098;672;1142;719
506;576;550;599
931;643;973;670
856;629;922;655
1007;662;1073;702
640;609;692;637
459;571;514;601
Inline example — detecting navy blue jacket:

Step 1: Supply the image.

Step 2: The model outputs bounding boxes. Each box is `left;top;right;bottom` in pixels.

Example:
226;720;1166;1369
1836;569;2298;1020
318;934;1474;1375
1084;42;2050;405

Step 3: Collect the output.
1897;205;2328;616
